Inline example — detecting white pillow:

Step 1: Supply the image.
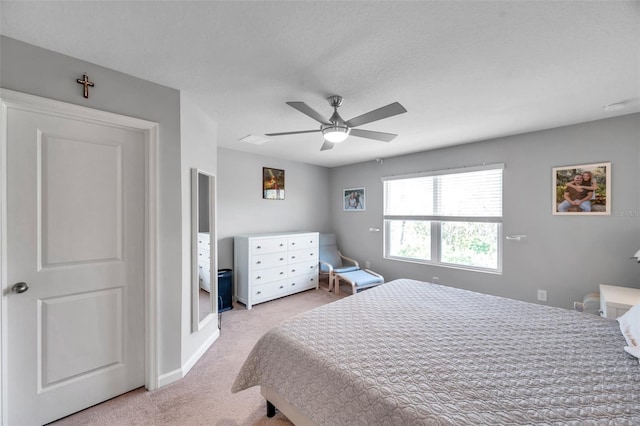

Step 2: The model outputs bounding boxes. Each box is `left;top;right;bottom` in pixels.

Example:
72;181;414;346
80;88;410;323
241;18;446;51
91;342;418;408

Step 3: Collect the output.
618;304;640;362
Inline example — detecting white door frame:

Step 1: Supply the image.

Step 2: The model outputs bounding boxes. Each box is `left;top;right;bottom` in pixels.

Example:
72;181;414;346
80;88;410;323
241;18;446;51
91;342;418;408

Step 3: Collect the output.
0;88;160;425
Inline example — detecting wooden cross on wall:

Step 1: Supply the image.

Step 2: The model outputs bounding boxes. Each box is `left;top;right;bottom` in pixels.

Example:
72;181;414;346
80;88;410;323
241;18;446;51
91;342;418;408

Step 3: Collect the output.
76;73;95;98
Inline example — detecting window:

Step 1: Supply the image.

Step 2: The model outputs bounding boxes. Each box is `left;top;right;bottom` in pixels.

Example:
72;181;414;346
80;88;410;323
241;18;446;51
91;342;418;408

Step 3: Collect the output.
383;164;503;272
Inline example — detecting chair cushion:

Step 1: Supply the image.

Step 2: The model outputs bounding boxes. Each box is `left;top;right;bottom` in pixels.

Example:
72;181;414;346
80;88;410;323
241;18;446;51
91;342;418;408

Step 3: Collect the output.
319;246;343;272
334;266;359;274
319;233;338;246
336;270;384;287
319;234;343;273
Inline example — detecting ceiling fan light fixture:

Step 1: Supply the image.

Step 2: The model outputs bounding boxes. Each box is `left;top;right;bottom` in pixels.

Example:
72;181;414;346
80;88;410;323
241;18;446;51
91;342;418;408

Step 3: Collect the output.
322;125;350;143
269;96;407;151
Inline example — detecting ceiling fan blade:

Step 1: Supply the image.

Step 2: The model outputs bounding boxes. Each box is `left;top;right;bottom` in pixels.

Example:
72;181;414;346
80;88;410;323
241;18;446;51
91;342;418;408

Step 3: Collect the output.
320;140;335;151
349;128;398;142
265;129;320;137
345;102;407;128
286;102;331;125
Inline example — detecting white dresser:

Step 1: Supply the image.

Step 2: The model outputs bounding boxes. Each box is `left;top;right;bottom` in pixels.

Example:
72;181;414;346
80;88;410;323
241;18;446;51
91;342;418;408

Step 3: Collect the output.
198;232;212;292
599;284;640;319
234;232;319;309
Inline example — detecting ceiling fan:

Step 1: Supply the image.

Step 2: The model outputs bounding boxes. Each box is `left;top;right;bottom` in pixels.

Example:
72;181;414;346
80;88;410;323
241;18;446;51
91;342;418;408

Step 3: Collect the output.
265;95;407;151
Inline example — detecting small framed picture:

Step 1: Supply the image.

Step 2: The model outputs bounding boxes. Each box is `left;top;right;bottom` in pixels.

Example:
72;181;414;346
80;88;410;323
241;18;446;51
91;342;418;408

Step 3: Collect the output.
343;187;365;211
552;162;610;215
263;167;285;200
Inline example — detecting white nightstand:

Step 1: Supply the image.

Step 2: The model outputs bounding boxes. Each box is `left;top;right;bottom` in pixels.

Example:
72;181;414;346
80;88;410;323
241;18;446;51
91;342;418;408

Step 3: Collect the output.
599;284;640;319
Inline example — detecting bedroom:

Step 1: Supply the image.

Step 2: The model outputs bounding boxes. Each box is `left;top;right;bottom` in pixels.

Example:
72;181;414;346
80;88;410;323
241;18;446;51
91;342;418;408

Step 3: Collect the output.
1;1;639;424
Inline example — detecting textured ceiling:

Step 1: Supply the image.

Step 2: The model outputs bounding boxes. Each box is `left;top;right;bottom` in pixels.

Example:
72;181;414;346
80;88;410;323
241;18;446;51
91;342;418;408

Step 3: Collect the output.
1;1;638;168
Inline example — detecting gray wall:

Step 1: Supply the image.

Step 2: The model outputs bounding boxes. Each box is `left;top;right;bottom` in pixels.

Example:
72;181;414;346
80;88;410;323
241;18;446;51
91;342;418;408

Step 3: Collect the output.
329;114;640;309
179;92;219;370
217;148;332;269
0;36;184;377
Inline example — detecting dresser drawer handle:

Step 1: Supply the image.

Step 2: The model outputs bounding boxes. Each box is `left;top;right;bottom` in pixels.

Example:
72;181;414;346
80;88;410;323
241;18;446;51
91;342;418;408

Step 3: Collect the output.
256;261;261;264
291;256;296;259
256;276;261;280
256;245;262;249
310;278;315;282
310;253;314;256
279;272;284;275
292;242;296;245
256;291;261;295
280;258;284;261
291;283;296;286
280;243;284;246
291;269;296;273
279;286;284;289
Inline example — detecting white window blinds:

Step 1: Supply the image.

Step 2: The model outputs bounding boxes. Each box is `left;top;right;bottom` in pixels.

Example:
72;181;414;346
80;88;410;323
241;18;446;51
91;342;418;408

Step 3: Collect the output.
383;164;503;220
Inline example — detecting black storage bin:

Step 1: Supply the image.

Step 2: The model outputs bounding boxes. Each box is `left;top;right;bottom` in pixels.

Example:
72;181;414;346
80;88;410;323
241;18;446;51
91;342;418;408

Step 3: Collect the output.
217;269;233;312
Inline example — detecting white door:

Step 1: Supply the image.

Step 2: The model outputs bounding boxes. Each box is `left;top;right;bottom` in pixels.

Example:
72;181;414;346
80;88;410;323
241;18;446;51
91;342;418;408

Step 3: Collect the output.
4;100;145;425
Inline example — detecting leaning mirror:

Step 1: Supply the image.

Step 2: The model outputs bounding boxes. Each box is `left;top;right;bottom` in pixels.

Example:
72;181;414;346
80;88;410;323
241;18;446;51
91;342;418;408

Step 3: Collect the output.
192;169;217;332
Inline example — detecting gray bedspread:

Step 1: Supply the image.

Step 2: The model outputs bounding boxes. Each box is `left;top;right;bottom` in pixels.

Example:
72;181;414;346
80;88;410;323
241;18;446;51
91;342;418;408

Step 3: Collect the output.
232;279;640;425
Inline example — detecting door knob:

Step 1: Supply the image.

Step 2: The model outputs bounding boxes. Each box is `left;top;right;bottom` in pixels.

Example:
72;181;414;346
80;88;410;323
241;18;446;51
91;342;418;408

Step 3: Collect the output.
11;282;29;293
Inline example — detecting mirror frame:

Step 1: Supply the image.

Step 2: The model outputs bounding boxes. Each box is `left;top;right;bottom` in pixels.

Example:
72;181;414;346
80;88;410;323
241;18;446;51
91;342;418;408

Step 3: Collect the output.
191;168;217;332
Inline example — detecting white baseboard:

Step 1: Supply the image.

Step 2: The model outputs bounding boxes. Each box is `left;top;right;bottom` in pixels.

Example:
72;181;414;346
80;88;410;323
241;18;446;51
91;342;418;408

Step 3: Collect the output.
157;368;183;388
157;329;220;388
183;329;220;377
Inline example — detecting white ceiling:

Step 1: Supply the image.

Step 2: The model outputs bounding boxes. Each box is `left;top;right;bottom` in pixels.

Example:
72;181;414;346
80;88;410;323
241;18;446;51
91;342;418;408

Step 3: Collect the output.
1;1;638;168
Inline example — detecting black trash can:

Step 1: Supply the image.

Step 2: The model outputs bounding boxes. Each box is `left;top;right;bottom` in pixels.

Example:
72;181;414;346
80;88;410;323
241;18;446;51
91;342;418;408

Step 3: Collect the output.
217;269;233;312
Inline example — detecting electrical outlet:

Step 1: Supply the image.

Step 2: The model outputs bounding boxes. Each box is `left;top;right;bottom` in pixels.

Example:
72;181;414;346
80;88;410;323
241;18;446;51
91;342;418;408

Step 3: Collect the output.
365;261;370;269
432;277;439;284
537;289;548;302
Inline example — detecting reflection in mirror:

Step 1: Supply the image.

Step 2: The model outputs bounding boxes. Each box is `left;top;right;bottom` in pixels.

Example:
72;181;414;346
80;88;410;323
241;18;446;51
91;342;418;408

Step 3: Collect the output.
192;169;216;332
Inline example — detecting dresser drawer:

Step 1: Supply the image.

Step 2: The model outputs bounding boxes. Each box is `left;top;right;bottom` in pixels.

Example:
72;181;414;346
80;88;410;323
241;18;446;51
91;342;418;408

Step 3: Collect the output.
250;265;288;285
197;247;210;262
252;275;317;304
198;259;211;275
252;252;287;270
288;248;318;264
252;279;291;304
198;233;210;245
251;237;288;255
606;306;630;319
599;284;640;319
288;273;317;291
288;234;318;250
288;260;318;277
198;242;211;252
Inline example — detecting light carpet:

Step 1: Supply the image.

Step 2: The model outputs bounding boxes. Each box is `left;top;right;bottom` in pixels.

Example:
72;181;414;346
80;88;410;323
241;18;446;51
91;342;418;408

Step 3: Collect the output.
51;284;345;426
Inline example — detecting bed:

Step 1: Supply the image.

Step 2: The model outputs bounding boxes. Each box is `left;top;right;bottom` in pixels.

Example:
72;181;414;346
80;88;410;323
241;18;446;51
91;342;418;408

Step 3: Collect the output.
232;279;640;424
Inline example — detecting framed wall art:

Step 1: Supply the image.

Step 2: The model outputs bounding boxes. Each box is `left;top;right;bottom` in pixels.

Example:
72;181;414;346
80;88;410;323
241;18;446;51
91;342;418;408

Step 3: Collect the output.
343;187;365;211
263;167;285;200
552;162;610;215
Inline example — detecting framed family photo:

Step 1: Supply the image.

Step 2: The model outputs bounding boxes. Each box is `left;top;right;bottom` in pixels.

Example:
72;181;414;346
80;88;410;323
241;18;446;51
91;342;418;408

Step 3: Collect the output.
552;162;610;215
343;187;365;211
263;167;285;200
